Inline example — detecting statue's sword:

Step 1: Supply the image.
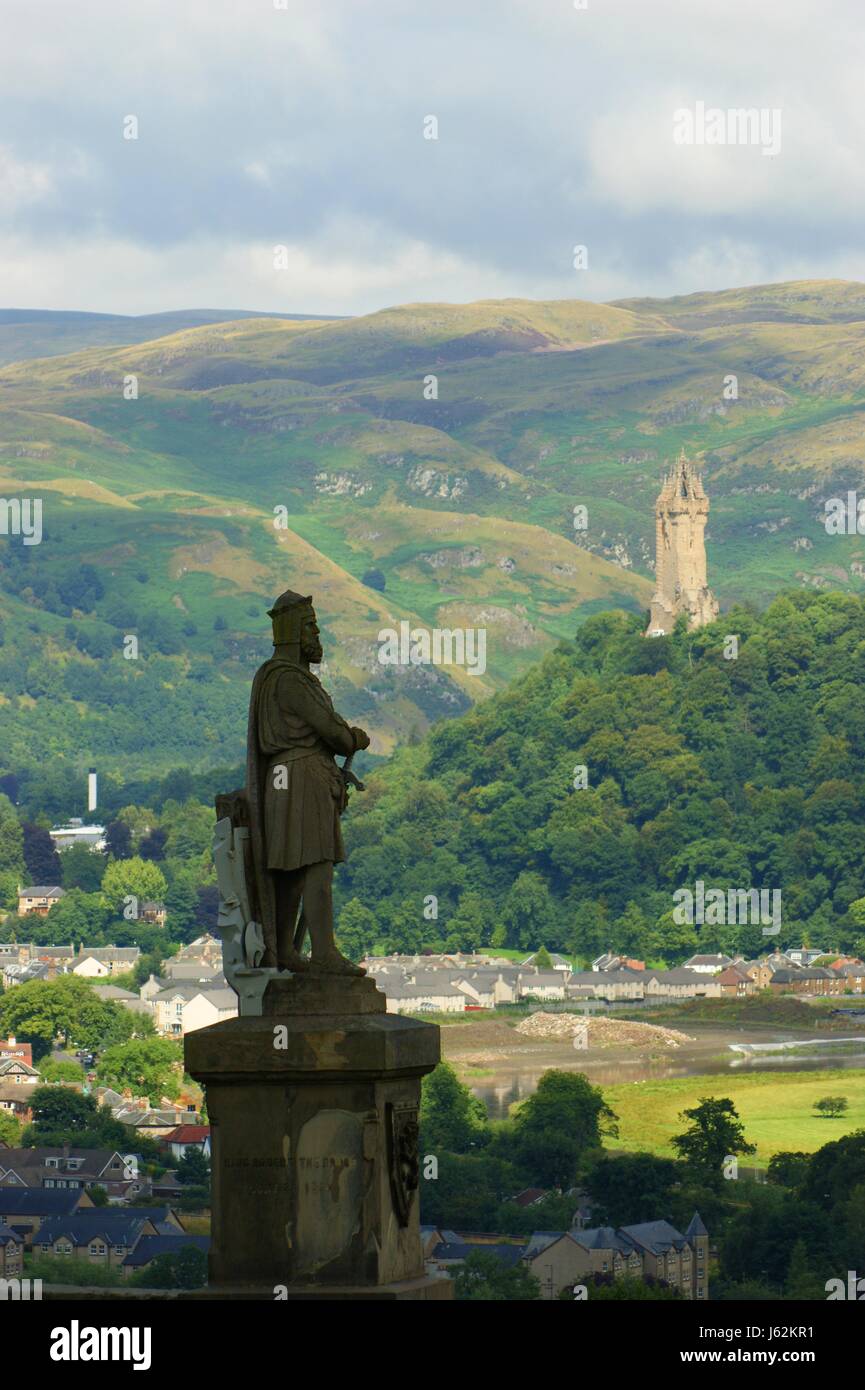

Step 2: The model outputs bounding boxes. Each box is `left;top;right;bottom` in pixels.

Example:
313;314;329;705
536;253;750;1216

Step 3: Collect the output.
340;752;366;795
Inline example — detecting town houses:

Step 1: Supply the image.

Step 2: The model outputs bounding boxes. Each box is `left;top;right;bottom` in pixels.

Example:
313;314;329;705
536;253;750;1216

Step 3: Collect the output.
361;946;864;1013
1;933;859;1041
422;1213;710;1300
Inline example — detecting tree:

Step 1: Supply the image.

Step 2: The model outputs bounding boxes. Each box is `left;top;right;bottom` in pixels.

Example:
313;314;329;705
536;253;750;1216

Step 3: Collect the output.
0;794;25;892
672;1097;755;1188
37;1057;85;1084
813;1095;849;1119
652;909;699;961
495;1192;581;1235
500;872;558;951
192;885;219;935
140;828;168;862
29;1254;123;1288
22;822;62;885
566;1273;683;1301
116;805;156;845
130;1246;207;1290
767;1151;810;1190
564;899;611;961
584;1152;679;1227
420;1062;487;1154
452;1250;541;1301
785;1239;825;1299
837;1182;865;1269
95;1036;183;1104
419;1151;519;1229
802;1129;865;1208
612;901;652;957
0;870;19;913
29;1090;97;1133
0;1109;21;1146
101;856;168;913
720;1186;833;1289
104;819;132;860
512;1070;618;1189
44;888;113;943
361;568;386;592
159;800;214;859
176;1148;210;1186
24;1087;128;1149
59;843;107;893
336;898;379;962
445;890;493;952
0;974;126;1060
533;945;553;970
133;944;171;988
162;867;198;941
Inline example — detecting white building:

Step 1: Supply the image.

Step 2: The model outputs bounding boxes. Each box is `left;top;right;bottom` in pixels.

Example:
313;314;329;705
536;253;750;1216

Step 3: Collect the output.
49;820;106;852
682;954;732;976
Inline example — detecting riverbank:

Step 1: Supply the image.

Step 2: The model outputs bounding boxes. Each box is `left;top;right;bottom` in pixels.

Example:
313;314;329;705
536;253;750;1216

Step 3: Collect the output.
634;994;865;1030
433;1006;865;1121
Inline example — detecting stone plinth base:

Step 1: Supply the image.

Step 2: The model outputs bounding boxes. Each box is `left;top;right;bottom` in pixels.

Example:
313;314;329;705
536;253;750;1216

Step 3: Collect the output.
184;976;450;1298
263;972;386;1016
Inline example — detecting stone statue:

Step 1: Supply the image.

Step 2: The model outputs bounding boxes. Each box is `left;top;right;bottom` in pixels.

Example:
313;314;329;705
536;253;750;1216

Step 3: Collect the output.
192;593;447;1299
213;590;371;1010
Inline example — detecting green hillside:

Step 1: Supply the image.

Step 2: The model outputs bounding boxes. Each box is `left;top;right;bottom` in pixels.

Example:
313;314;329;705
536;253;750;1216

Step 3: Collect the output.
334;591;865;963
2;280;865;798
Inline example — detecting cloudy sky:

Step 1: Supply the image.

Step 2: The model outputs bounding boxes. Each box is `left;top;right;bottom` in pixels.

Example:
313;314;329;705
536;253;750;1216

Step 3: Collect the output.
1;0;864;316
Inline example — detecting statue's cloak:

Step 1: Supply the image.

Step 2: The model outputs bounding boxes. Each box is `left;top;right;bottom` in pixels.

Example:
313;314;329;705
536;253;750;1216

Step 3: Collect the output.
245;656;355;964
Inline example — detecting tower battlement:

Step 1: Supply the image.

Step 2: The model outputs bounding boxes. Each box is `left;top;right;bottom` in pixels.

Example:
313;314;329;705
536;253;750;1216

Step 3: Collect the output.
645;449;718;636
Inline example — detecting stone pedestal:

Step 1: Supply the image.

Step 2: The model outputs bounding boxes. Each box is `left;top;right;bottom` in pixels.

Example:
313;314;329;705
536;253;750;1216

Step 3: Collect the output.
184;975;450;1298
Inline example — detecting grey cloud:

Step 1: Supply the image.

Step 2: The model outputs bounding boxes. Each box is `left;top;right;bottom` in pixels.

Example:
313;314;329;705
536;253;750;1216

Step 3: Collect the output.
0;0;863;311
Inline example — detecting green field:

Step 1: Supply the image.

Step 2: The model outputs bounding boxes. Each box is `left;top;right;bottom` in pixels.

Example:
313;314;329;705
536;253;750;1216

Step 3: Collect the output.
604;1069;865;1166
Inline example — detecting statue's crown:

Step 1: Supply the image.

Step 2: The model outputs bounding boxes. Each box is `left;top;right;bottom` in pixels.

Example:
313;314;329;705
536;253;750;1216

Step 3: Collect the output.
268;590;313;645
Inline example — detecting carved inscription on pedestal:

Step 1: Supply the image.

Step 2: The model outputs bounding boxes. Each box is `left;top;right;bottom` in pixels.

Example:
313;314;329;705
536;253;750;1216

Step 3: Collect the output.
295;1109;364;1275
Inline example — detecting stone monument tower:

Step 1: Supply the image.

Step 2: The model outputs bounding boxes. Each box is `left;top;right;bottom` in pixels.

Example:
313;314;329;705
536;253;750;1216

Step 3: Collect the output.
645;449;719;636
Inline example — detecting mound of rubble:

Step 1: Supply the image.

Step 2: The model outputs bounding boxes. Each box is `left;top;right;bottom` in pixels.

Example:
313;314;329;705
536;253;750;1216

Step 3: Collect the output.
515;1012;692;1048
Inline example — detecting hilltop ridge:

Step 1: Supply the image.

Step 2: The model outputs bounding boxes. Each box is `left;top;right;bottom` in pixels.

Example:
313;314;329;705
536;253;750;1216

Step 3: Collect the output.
1;278;865;789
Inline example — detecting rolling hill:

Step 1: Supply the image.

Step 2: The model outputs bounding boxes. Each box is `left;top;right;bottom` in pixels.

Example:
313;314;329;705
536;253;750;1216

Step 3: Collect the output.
0;308;339;368
1;279;865;801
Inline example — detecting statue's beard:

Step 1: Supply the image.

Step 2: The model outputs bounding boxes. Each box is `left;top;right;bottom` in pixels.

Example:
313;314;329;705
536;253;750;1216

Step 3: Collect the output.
302;639;323;664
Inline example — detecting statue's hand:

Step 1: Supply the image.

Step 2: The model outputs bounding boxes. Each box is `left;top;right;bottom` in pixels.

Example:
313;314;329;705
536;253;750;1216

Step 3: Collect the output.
351;726;371;751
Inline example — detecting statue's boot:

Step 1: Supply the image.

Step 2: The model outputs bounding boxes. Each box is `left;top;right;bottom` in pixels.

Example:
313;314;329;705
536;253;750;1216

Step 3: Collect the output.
309;948;366;976
277;948;311;973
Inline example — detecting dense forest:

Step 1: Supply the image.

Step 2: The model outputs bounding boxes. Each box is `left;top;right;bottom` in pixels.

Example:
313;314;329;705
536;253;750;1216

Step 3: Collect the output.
335;590;865;963
4;587;865;968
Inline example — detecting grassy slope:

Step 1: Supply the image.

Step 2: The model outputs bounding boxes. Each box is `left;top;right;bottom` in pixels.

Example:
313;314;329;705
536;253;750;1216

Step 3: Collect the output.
604;1068;865;1165
3;280;865;775
0;308;337;368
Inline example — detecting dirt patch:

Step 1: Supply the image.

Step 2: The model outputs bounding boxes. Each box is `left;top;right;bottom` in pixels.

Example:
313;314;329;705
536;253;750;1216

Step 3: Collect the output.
441;1018;524;1060
515;1012;692;1048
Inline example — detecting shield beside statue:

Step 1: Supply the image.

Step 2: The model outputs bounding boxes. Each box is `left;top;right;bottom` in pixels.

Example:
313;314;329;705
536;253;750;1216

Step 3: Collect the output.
386;1101;421;1227
213;790;272;1015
